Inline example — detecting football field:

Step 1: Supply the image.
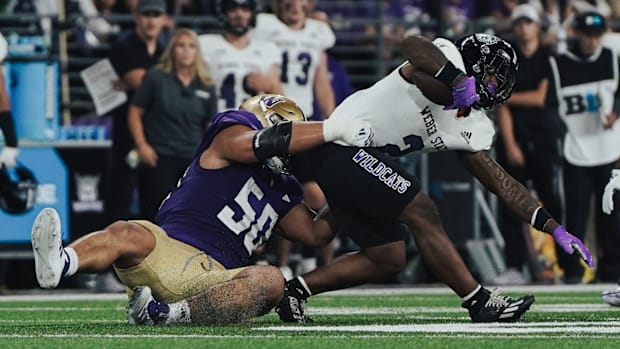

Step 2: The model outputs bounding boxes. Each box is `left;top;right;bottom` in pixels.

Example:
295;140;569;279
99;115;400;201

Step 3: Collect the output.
0;284;619;349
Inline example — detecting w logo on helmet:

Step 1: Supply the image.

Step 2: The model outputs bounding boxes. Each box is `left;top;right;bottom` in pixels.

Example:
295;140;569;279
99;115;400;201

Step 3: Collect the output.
260;95;286;108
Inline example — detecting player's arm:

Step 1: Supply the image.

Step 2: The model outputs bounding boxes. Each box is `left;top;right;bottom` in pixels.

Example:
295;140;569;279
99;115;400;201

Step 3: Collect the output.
265;64;283;95
457;150;594;266
497;104;524;166
400;35;478;109
118;69;147;91
314;51;335;118
506;78;548;108
400;35;466;85
276;203;336;247
201;122;326;167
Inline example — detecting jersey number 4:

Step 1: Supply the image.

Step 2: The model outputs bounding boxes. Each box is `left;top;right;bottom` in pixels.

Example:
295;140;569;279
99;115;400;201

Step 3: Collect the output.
217;177;279;255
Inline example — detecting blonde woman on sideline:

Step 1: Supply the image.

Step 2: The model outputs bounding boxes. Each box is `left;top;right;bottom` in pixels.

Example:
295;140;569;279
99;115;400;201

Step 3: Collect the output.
129;28;218;221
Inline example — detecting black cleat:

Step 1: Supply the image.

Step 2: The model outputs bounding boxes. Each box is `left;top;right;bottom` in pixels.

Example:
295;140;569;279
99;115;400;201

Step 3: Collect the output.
463;288;535;322
275;285;313;323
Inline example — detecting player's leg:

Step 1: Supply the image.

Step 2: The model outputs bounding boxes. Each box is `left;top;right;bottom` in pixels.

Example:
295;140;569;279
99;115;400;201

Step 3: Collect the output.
32;208;154;288
399;191;535;322
129;265;284;325
398;192;479;296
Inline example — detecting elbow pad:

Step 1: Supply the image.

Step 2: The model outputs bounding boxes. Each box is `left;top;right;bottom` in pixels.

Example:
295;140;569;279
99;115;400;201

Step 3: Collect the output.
252;121;293;161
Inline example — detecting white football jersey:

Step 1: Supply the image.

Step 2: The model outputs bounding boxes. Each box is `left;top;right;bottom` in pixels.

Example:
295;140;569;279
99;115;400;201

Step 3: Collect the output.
199;34;281;111
251;13;335;117
329;38;495;155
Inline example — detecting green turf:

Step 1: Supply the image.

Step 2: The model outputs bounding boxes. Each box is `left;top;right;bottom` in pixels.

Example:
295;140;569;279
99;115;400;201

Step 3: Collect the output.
0;289;618;349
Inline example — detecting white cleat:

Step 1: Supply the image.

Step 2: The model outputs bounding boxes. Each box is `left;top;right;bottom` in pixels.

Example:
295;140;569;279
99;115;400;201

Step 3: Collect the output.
128;286;156;325
601;287;620;306
31;208;63;288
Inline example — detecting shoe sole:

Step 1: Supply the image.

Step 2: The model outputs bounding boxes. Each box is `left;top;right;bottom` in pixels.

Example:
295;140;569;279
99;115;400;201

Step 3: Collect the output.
601;290;620;306
128;286;152;325
31;208;63;289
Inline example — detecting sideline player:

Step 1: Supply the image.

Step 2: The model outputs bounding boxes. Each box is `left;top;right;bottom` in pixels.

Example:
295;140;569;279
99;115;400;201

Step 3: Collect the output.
252;0;335;120
31;94;374;325
200;0;283;112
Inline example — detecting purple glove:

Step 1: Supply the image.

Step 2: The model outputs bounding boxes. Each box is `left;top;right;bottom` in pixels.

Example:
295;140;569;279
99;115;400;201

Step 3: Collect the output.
553;226;595;268
444;76;480;110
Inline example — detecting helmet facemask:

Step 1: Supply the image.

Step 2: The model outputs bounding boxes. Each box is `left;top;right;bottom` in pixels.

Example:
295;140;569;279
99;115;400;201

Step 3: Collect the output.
458;34;518;110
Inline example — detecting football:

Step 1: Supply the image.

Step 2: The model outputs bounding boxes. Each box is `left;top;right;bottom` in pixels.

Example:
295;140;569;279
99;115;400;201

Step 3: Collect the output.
411;71;454;106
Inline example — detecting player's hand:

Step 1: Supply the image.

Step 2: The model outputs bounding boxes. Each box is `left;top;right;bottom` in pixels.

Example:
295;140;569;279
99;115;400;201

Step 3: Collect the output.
323;117;374;147
245;72;268;93
136;143;158;168
602;169;620;214
444;76;480;110
552;226;595;268
0;146;18;168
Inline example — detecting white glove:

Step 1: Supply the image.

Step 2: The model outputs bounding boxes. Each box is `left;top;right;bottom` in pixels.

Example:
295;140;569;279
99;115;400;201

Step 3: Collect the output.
323;117;375;147
602;169;620;214
0;146;18;168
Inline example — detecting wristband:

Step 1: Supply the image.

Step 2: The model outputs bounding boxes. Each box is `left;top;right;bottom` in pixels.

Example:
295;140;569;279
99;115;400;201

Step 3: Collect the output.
531;206;552;232
434;61;464;86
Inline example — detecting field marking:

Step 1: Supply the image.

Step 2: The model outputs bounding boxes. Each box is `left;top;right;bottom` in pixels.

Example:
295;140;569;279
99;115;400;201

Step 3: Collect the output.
260;322;620;334
0;304;614;315
0;283;614;302
308;304;617;315
0;333;616;340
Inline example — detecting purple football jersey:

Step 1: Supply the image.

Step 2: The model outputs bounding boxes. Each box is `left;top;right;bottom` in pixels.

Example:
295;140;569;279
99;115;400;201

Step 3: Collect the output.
155;110;304;268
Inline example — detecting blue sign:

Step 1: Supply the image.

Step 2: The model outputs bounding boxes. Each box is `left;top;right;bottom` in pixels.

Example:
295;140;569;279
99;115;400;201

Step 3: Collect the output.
0;147;69;243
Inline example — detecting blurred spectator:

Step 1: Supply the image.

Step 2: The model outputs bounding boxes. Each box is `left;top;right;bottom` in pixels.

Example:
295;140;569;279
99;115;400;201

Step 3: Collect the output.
488;0;541;34
312;0;379;89
442;0;475;38
493;4;563;285
252;0;335;120
106;0;168;222
548;11;620;283
402;0;435;38
100;0;169;292
199;0;282;112
355;0;407;75
129;28;216;221
78;0;121;44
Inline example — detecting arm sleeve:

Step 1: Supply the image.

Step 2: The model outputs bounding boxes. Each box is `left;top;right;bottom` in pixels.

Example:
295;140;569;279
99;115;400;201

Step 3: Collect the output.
0;111;17;147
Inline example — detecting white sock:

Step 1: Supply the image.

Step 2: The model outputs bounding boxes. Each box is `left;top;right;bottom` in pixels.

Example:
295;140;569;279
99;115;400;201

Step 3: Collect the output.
63;247;79;277
297;276;313;296
462;284;482;302
166;300;191;324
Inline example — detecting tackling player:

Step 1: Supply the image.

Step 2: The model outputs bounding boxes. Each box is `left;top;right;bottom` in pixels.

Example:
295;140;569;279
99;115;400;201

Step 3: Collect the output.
124;34;595;325
30;94;374;325
200;0;283;112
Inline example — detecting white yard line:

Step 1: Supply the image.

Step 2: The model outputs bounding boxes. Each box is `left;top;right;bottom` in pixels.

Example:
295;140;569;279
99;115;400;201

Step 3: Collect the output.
0;284;614;302
259;323;620;334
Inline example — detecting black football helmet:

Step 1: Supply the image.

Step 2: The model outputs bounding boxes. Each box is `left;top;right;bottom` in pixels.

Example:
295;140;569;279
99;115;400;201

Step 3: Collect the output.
456;33;518;109
216;0;257;36
0;163;37;214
